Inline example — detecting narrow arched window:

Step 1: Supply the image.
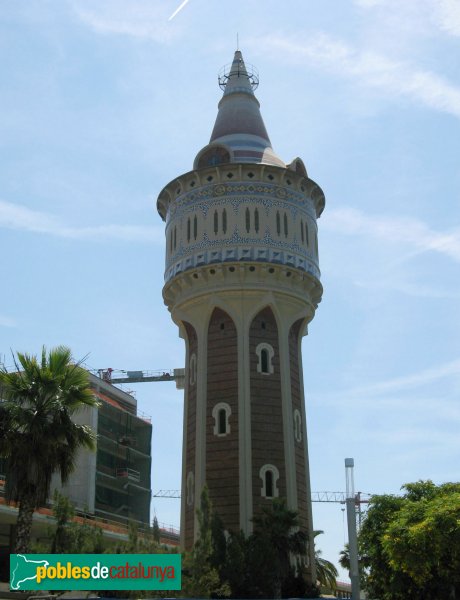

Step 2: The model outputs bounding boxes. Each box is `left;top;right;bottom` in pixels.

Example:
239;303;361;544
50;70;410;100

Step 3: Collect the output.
259;464;279;499
194;215;198;240
222;209;227;234
300;219;304;243
254;208;259;234
212;402;231;436
276;211;281;236
187;218;191;243
214;210;218;235
261;349;269;374
265;470;274;498
218;409;226;434
305;224;309;246
256;343;275;375
284;213;288;237
245;207;250;233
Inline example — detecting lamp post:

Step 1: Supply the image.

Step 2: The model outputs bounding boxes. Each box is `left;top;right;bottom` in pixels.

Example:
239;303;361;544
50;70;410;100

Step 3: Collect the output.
345;458;361;600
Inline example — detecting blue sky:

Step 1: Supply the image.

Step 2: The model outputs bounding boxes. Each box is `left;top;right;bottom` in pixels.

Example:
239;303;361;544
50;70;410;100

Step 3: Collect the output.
1;0;459;580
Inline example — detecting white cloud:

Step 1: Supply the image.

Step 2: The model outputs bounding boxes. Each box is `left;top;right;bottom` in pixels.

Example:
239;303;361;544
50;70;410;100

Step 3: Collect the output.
254;33;460;119
436;0;460;36
0;200;163;243
361;426;460;455
339;357;460;398
353;0;460;37
72;0;177;42
353;278;460;299
325;206;460;263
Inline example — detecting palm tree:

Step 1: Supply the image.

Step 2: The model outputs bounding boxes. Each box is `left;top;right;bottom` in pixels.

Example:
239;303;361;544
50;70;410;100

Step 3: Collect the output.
314;530;339;592
339;543;350;571
252;498;308;599
0;346;98;552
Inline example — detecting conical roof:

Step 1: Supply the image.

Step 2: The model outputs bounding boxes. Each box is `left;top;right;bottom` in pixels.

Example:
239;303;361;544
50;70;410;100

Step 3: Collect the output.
194;51;285;169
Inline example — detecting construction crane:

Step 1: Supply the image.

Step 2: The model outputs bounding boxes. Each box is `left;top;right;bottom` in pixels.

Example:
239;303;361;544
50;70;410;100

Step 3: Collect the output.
96;368;185;389
153;490;372;504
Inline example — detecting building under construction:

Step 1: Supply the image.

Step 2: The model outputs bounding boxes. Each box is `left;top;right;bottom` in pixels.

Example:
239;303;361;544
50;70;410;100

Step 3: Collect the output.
0;370;155;579
54;372;153;527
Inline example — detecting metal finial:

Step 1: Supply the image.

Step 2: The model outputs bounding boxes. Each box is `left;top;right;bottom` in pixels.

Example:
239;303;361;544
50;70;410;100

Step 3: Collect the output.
237;33;239;51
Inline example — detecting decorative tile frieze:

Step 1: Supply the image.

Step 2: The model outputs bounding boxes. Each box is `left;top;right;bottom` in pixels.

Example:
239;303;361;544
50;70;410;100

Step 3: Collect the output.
164;246;320;283
168;182;317;221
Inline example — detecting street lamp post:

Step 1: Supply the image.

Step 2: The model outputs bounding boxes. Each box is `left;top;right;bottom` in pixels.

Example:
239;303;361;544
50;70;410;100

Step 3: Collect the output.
345;458;361;600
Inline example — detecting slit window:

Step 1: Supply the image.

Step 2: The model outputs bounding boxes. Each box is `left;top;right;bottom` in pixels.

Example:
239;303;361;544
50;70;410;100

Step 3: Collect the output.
212;402;231;437
261;349;269;373
214;210;218;235
254;208;259;234
187;218;191;243
260;464;279;499
301;220;304;243
218;409;226;435
305;224;309;246
276;211;281;236
265;470;274;498
284;213;288;237
194;215;198;240
256;343;275;375
222;209;227;234
245;207;250;233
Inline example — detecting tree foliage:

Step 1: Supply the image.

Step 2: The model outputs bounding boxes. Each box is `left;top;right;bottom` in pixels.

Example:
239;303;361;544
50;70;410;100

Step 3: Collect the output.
314;530;338;592
182;486;230;599
0;346;98;552
34;490;105;554
251;498;309;599
359;480;460;600
183;490;322;599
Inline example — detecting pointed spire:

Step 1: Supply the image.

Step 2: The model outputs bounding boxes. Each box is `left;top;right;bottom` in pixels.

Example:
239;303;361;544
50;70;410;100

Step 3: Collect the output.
219;50;258;101
194;50;285;169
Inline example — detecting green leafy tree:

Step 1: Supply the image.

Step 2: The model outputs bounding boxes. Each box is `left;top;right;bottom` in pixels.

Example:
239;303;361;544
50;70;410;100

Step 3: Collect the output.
152;515;160;543
383;482;460;599
220;530;249;599
0;346;98;552
359;480;460;600
182;486;230;598
37;490;105;554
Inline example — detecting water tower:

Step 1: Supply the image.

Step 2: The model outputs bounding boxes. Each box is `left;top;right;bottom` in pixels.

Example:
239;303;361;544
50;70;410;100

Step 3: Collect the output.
157;50;325;581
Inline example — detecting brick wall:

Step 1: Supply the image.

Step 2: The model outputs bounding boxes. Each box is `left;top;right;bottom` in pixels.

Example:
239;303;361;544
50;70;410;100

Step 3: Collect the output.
249;307;286;517
206;308;240;532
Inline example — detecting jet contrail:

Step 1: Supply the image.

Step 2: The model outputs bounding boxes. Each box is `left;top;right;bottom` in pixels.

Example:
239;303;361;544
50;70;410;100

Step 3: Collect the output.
168;0;190;20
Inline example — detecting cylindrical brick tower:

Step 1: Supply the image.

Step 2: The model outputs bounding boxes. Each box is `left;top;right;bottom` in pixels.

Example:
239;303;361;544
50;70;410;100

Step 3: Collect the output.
157;50;325;579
